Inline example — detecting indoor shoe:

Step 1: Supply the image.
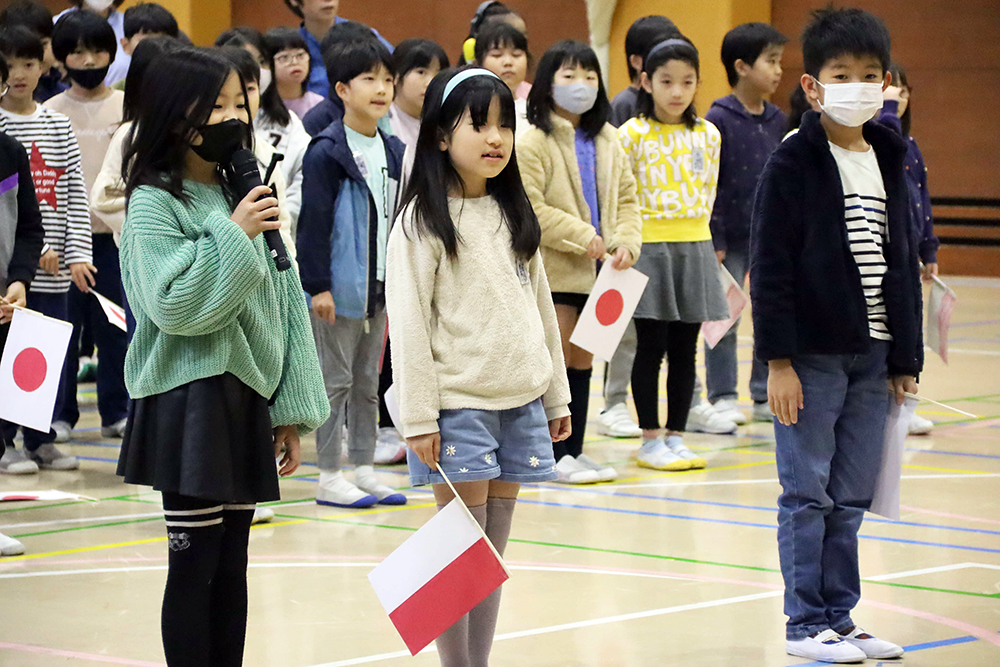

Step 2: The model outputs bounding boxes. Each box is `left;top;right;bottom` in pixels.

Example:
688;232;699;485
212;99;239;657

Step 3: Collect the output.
28;444;78;470
0;531;25;557
52;421;72;443
555;454;601;484
251;507;275;524
316;472;378;508
665;435;707;469
786;629;866;663
576;453;618;482
374;428;407;464
595;403;643;438
840;625;904;659
636;439;691;471
907;413;934;436
355;466;407;505
101;418;128;439
0;448;39;475
686;402;737;434
752;401;773;422
712;398;748;425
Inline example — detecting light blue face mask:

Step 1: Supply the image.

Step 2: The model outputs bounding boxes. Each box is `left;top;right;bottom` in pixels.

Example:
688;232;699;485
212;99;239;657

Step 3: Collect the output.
552;82;599;115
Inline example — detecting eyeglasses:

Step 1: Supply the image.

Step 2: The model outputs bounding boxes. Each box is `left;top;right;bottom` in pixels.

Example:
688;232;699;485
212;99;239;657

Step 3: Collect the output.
275;51;309;66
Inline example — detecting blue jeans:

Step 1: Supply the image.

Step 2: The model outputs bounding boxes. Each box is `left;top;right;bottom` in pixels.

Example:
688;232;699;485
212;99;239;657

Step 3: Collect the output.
58;234;129;428
1;290;68;450
694;247;768;404
774;341;890;640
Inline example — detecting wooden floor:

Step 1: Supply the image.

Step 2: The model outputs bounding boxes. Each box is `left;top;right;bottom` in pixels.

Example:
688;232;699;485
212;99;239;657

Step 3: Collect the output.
2;276;998;666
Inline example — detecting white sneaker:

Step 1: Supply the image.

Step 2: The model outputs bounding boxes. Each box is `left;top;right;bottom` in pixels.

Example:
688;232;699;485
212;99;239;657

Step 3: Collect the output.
595;403;643;438
908;413;934;436
52;421;72;443
712;398;748;425
29;443;79;470
555;455;600;484
786;629;866;663
374;428;407;464
840;625;904;659
101;418;128;439
316;471;377;508
636;439;691;471
665;435;706;469
354;465;407;505
686;402;738;434
576;453;618;482
251;507;274;524
0;448;39;474
752;402;773;422
0;531;25;557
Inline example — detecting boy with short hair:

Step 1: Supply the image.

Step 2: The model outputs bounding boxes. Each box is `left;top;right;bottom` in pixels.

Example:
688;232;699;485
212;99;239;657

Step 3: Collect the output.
120;2;178;56
694;22;788;427
46;10;128;442
608;15;678;128
297;39;407;508
55;1;129;86
751;7;921;663
301;20;379;137
0;0;68;102
0;27;92;472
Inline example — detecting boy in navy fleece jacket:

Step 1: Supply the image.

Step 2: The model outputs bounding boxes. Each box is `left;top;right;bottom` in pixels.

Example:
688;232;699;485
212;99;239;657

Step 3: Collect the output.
750;8;921;663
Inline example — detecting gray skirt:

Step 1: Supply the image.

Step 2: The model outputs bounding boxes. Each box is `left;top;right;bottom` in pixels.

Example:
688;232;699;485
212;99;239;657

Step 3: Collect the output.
633;240;729;323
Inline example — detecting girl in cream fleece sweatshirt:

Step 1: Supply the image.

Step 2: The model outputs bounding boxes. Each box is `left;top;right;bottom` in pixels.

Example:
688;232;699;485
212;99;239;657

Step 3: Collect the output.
385;68;570;667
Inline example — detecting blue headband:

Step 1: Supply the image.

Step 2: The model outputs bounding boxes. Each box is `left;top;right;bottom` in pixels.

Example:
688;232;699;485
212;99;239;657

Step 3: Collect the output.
645;38;692;65
442;68;502;104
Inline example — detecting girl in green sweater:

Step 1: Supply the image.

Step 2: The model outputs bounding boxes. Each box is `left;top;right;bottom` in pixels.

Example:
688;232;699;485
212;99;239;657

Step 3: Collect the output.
116;47;328;666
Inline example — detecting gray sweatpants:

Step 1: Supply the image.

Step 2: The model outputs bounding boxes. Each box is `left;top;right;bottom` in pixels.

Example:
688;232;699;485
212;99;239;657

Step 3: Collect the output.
604;319;637;407
311;308;386;472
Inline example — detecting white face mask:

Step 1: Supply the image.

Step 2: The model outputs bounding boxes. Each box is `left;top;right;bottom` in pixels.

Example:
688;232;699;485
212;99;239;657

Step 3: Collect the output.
259;68;272;94
84;0;115;12
815;79;884;127
552;82;599;116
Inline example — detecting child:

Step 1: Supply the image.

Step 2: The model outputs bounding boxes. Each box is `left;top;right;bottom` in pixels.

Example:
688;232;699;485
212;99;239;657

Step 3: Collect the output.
120;2;179;56
0;52;46;557
458;1;528;84
691;22;788;430
387;66;571;667
0;26;92;472
54;1;129;86
520;40;642;483
618;37;727;471
751;8;921;663
283;0;392;98
46;9;128;441
474;21;531;136
0;1;68;102
878;62;940;437
265;26;323;119
296;39;407;509
116;46;328;665
609;15;679;128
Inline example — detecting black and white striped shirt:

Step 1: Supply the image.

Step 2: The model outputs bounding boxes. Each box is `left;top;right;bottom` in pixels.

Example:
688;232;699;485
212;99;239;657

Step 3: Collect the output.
0;105;92;294
829;142;892;342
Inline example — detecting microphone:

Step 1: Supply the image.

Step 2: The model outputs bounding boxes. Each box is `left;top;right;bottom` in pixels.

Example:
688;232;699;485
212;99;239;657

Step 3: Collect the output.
229;148;291;272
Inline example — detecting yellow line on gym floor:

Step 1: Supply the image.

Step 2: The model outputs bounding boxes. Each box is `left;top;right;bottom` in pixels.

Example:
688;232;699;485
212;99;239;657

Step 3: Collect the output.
613;459;774;485
901;464;991;475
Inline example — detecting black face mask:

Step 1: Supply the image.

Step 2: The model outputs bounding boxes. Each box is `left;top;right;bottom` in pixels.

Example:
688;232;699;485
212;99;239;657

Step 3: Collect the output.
65;66;109;90
190;118;249;164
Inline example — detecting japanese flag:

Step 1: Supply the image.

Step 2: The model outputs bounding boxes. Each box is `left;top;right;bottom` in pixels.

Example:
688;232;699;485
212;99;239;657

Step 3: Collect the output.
701;266;749;349
92;290;127;332
570;261;649;362
0;308;72;432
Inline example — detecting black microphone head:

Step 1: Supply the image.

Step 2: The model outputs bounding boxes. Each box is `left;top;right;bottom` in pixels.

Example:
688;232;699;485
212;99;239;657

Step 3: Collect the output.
229;148;259;177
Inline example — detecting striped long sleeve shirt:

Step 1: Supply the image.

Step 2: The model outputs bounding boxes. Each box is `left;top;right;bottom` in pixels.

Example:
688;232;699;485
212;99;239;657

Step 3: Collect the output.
0;104;92;293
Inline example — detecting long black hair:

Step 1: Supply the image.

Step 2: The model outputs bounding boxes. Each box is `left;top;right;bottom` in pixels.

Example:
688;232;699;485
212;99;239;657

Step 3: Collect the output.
123;35;179;123
123;47;251;206
889;61;911;136
215;26;291;128
636;37;700;129
527;40;609;138
398;67;539;261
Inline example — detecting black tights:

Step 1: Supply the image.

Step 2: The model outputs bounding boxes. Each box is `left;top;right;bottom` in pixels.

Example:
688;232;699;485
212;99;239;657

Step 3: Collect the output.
631;319;701;432
378;336;393;428
161;493;255;667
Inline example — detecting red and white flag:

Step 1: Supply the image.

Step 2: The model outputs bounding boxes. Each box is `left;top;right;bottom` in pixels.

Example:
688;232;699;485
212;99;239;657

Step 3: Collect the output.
368;498;510;655
569;261;649;362
0;308;72;432
926;276;957;364
701;266;748;349
92;290;127;332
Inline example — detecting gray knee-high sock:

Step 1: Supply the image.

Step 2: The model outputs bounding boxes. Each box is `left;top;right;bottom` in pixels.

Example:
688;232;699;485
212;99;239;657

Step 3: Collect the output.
469;497;516;667
435;502;487;667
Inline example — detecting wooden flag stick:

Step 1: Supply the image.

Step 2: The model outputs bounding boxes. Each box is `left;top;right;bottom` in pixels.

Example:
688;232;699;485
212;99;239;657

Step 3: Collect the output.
436;466;510;575
562;239;612;261
904;392;977;419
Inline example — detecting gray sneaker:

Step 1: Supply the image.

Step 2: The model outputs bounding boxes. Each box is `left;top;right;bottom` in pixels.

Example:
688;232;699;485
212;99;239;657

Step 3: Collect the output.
752;402;773;422
0;447;39;474
28;443;79;470
52;421;72;443
101;418;128;439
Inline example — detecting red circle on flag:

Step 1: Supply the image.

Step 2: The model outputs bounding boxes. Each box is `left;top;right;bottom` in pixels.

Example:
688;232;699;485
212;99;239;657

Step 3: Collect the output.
595;289;624;326
12;347;47;392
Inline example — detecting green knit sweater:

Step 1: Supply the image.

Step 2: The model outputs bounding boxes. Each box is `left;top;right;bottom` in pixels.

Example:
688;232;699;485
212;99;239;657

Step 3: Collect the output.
120;181;330;434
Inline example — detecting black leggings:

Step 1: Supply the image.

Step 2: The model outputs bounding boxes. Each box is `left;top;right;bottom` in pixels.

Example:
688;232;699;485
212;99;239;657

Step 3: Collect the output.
631;319;701;432
160;493;255;667
378;336;393;429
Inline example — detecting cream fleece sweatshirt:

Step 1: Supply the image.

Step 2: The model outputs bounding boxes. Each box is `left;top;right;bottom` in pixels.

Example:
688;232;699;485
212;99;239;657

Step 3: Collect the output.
386;196;571;438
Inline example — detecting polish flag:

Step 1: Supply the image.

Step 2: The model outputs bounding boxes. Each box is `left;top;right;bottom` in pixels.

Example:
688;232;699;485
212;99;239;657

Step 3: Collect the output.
92;290;127;332
368;499;510;655
926;276;957;364
570;260;648;362
701;266;748;349
0;308;72;432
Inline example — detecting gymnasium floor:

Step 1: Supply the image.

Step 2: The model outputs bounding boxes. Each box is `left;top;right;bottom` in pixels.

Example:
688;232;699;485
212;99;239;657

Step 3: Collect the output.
1;276;998;667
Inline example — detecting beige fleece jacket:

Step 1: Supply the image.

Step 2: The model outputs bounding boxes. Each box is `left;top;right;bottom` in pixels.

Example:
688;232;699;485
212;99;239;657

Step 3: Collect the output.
518;113;643;294
386;196;571;438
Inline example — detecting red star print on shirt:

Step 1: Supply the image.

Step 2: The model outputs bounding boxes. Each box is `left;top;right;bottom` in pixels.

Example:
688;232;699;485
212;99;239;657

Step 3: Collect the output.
29;142;65;211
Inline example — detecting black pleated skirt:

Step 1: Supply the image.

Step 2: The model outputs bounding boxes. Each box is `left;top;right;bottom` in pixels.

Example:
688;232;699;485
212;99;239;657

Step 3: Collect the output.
117;373;279;504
